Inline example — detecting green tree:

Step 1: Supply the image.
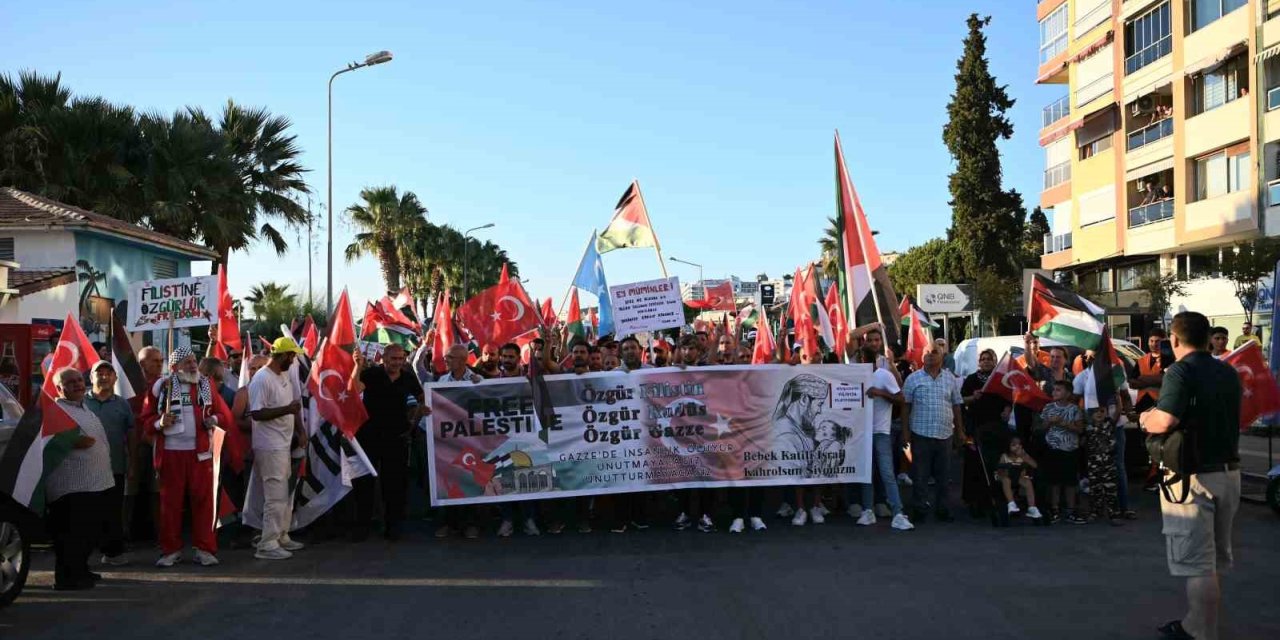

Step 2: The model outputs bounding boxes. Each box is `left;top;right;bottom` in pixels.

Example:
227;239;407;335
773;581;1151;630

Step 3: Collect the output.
1138;273;1188;326
245;282;300;340
344;186;429;294
942;14;1025;281
973;271;1018;336
818;216;842;282
1022;206;1051;270
886;238;962;297
1221;237;1280;324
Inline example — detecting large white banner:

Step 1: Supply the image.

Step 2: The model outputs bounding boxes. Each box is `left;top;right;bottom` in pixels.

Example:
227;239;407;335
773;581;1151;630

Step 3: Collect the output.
609;276;685;337
126;275;219;331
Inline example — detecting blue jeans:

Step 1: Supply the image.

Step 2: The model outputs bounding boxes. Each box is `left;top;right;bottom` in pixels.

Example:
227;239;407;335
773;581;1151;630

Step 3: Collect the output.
1114;423;1129;511
858;433;903;515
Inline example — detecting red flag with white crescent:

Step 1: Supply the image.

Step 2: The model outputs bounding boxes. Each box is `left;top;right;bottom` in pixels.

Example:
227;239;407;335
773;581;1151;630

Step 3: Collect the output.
1223;341;1280;431
307;340;369;438
982;351;1051;411
457;267;540;349
215;266;242;352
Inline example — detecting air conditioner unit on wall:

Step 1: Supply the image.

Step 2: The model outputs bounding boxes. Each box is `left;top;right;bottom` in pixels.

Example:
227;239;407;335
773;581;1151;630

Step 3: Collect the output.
1130;95;1157;117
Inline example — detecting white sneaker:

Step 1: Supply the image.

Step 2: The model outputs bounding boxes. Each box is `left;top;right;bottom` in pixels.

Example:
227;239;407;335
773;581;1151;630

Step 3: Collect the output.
874;503;892;518
280;537;306;552
523;518;541;536
791;508;808;526
155;552;181;568
1007;501;1021;515
856;511;877;526
815;503;830;517
100;553;130;566
749;517;767;531
729;518;745;533
674;512;692;531
847;503;864;519
1026;506;1043;519
897;472;913;486
193;549;220;567
891;513;915;531
254;547;292;560
809;506;825;525
776;502;795;518
497;520;514;538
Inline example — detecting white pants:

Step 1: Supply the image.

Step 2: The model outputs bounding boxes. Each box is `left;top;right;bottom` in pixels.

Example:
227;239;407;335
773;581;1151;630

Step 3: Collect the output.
252;449;293;551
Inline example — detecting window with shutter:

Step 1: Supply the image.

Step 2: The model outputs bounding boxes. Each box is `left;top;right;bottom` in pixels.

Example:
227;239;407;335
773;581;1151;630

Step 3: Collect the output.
153;257;178;279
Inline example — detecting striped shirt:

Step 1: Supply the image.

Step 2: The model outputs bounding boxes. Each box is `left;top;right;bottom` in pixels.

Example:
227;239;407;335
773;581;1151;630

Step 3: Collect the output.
903;368;962;439
46;399;116;503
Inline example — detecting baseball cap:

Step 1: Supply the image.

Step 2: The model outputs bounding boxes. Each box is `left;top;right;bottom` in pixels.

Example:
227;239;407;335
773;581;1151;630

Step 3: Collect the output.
270;337;306;356
91;360;115;372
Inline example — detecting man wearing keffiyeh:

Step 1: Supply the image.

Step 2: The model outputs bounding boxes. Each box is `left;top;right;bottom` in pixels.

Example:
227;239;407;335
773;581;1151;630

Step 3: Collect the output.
140;346;236;568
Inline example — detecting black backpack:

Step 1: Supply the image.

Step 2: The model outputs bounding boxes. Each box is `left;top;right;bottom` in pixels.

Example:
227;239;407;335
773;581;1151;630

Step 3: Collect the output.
1145;396;1201;504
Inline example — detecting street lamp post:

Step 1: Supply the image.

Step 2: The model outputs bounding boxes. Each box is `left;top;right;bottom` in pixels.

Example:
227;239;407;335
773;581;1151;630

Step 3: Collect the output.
669;256;704;298
462;223;495;299
327;50;393;314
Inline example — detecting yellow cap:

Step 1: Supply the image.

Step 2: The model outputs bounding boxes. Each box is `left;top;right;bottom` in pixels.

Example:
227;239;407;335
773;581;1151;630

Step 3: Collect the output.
270;337;306;356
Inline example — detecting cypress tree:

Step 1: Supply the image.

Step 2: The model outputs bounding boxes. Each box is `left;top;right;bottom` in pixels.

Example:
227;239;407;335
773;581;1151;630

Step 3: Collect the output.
943;14;1025;281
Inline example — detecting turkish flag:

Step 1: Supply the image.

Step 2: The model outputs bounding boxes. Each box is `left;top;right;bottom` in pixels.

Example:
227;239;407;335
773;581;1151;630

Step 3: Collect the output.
360;303;389;339
40;313;102;436
215;266;242;353
300;316;320;358
902;295;932;368
1223;341;1280;431
328;289;356;348
752;316;776;365
982;351;1050;411
430;291;458;375
540;298;556;328
686;281;735;311
457;267;541;350
378;296;420;332
307;340;369;438
824;283;848;359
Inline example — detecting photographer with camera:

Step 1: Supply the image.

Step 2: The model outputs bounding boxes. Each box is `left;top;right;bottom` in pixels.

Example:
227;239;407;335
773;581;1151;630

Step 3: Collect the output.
1139;312;1241;640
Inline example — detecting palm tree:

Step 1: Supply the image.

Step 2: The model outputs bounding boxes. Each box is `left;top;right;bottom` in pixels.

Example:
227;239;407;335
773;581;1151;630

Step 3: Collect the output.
817;216;842;282
245;281;299;339
344;186;428;293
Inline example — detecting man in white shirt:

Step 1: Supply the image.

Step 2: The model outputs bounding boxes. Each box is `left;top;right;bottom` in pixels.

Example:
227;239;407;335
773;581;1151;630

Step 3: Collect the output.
248;338;305;560
854;346;914;531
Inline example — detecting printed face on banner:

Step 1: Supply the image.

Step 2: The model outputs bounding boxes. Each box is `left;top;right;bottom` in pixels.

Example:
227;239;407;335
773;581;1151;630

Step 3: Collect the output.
425;364;873;506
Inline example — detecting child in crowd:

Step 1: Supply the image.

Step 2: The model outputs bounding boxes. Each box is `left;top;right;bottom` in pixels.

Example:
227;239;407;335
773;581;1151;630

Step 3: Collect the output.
995;436;1042;519
1084;407;1122;526
1040;380;1086;524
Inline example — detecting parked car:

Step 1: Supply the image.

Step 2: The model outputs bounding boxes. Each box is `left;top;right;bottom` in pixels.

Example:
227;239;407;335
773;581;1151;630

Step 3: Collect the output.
0;384;36;609
952;334;1149;473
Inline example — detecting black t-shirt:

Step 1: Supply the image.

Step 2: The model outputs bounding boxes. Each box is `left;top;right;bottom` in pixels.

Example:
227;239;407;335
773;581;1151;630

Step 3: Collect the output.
359;365;423;439
1154;351;1241;469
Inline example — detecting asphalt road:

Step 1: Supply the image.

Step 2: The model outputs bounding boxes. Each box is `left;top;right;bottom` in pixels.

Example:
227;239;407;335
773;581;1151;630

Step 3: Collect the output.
1240;432;1278;477
4;487;1278;640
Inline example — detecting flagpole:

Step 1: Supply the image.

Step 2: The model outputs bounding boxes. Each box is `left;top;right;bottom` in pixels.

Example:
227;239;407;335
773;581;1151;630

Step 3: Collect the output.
634;180;669;279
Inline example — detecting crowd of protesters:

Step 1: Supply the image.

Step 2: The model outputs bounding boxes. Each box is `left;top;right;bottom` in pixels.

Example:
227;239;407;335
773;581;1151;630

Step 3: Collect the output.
37;313;1245;613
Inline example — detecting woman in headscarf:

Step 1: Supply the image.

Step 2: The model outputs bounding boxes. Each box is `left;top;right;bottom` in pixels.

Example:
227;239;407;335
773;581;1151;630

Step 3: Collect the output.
960;349;1011;518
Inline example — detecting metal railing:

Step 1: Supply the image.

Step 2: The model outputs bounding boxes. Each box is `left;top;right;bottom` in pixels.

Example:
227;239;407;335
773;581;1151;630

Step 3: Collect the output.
1042;95;1070;127
1127;199;1174;227
1124;35;1171;75
1044;161;1071;189
1268;86;1280;111
1074;74;1114;106
1043;232;1073;255
1268;178;1280;207
1126;118;1173;150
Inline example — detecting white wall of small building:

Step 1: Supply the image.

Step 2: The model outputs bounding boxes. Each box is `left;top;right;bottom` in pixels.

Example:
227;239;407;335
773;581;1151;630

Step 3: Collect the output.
6;231;77;269
0;282;77;324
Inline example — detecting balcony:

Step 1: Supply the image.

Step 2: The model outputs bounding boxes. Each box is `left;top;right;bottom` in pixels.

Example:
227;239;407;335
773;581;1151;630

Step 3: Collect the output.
1127;199;1174;227
1075;74;1114;107
1126;118;1172;150
1043;232;1073;255
1125;35;1171;75
1044;161;1071;189
1040;34;1068;66
1042;95;1070;127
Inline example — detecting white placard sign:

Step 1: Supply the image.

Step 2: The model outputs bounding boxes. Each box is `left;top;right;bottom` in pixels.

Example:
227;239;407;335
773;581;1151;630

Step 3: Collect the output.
609;276;684;336
127;275;219;331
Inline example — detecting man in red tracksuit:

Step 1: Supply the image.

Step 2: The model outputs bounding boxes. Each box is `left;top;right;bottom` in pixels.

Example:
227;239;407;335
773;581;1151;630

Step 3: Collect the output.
141;346;235;568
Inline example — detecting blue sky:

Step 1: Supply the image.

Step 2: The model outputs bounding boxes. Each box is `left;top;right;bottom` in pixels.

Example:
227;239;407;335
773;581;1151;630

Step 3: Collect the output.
2;0;1058;312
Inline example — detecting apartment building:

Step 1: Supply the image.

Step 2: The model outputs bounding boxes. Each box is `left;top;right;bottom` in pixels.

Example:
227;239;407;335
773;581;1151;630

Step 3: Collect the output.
1037;0;1280;338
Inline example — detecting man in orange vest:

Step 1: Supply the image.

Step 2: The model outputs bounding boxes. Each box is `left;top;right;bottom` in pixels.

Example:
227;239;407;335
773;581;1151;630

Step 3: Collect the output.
1131;328;1166;413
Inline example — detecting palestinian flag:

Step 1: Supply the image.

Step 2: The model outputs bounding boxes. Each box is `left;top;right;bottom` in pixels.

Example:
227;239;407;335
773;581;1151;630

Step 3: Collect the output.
834;132;900;347
898;296;940;329
1028;273;1107;350
597;180;660;253
1086;333;1128;410
738;304;760;330
0;313;101;512
110;310;145;401
566;288;586;346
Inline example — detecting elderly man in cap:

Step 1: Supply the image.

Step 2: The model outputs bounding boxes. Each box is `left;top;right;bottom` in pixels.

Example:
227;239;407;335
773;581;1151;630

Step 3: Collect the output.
248;337;305;560
141;345;234;567
85;359;135;566
45;367;115;590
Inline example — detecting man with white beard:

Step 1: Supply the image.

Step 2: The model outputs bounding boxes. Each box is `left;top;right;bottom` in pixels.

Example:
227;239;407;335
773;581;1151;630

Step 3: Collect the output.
140;346;230;567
